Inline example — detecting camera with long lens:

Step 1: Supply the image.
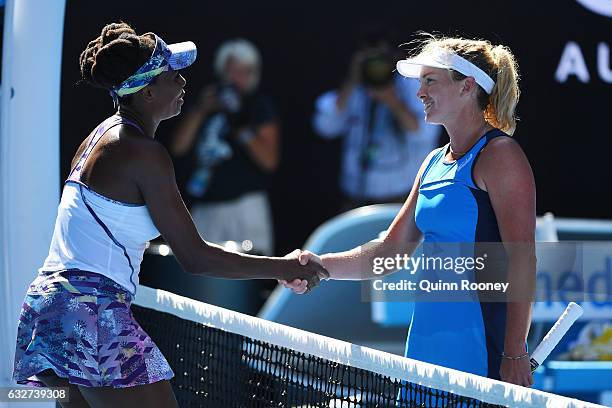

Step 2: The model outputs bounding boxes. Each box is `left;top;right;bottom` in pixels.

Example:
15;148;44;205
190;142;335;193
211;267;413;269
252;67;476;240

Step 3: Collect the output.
360;53;394;88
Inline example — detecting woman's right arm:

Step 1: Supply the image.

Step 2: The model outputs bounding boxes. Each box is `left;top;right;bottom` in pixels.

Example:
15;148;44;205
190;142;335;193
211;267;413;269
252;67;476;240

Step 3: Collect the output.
133;139;326;284
291;154;431;284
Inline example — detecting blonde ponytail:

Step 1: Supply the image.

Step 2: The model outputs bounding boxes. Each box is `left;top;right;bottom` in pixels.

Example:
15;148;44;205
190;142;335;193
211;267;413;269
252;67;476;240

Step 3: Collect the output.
486;45;520;135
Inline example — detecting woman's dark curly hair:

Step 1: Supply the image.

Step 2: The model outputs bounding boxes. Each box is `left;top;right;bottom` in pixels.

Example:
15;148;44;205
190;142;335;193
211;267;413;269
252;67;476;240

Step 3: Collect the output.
79;22;156;103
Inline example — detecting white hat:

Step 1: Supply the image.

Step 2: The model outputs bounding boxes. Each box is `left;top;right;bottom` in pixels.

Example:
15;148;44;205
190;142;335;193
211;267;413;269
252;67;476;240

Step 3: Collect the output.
396;47;495;94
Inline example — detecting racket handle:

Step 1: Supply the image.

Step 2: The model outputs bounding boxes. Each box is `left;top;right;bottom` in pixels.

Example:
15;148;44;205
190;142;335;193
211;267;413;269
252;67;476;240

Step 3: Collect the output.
528;302;583;373
530;357;539;373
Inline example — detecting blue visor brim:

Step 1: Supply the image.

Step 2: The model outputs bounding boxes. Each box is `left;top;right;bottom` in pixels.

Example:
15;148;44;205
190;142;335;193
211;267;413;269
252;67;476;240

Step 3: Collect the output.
167;41;197;70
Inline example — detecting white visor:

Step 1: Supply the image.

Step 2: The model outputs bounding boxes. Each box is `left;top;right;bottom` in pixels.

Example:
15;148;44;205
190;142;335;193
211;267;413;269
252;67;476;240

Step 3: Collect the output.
396;47;495;94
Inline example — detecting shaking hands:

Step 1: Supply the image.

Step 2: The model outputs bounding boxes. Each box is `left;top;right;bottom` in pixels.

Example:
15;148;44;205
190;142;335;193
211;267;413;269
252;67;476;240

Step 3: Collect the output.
280;250;328;294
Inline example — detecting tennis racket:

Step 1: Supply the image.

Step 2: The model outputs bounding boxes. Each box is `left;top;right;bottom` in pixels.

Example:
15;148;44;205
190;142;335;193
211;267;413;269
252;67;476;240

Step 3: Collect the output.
530;302;584;372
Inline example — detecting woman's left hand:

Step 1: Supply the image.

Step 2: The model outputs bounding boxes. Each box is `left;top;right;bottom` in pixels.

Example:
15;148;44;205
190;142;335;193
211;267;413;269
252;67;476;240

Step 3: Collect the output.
500;357;534;387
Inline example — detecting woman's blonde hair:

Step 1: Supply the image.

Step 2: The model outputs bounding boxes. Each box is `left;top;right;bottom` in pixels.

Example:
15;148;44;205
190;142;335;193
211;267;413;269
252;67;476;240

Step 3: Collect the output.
411;35;520;134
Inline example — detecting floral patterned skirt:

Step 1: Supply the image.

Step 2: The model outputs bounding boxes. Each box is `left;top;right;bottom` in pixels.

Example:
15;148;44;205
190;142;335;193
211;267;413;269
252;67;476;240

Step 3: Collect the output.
13;269;174;388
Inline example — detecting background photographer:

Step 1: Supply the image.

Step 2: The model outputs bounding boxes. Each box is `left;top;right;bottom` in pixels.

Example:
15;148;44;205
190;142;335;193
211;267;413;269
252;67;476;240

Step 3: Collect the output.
313;27;440;210
170;39;279;255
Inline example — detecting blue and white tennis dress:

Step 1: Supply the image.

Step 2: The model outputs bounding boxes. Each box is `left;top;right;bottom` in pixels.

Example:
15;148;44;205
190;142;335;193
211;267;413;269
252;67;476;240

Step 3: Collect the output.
406;129;508;380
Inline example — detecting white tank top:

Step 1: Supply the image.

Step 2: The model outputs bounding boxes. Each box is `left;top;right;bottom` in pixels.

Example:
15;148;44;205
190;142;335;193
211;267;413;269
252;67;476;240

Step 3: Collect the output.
40;116;160;295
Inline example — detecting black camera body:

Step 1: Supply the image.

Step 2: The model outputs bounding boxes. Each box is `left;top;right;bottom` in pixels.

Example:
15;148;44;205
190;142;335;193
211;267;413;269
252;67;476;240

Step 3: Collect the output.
360;53;394;88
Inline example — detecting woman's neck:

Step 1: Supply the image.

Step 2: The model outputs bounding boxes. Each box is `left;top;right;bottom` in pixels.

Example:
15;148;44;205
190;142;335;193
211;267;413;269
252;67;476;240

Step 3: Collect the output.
116;105;158;139
445;111;491;157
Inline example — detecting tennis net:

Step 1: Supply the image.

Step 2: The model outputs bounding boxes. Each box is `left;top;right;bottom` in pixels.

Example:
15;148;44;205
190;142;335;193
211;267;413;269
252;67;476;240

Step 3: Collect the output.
131;285;602;408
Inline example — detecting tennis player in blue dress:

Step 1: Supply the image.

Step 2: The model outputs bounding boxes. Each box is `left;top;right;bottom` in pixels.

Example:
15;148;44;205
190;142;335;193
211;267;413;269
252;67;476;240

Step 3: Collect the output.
284;35;536;388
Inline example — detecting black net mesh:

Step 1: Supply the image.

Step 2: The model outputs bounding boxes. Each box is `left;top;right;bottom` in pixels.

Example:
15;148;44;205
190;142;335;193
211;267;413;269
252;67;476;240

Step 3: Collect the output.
131;304;503;408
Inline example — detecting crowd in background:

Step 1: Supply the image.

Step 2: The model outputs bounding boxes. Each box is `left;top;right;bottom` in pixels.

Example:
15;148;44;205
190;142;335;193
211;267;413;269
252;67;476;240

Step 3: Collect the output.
167;26;441;256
